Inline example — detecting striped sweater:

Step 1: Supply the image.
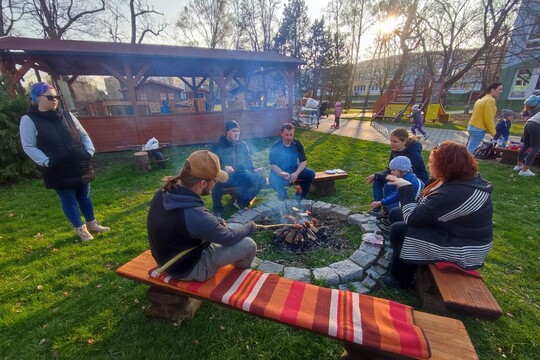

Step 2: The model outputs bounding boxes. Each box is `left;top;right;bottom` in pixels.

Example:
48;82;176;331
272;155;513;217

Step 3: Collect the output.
397;175;493;270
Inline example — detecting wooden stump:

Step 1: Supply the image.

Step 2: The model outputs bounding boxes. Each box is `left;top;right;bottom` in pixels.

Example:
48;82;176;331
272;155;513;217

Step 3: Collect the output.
134;151;150;173
145;287;202;324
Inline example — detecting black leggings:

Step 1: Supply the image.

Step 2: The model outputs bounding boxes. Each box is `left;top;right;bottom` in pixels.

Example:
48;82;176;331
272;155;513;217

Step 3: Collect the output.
517;121;540;166
388;208;417;284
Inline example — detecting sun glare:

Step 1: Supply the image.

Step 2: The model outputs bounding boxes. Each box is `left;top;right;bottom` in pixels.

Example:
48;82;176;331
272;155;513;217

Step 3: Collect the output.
379;17;397;34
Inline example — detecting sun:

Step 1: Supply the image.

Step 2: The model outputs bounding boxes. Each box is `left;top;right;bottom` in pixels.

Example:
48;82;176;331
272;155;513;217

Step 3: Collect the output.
378;16;397;34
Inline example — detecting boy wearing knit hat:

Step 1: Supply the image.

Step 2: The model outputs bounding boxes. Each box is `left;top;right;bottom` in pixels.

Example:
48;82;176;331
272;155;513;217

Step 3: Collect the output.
369;156;425;216
493;109;514;147
211;120;266;216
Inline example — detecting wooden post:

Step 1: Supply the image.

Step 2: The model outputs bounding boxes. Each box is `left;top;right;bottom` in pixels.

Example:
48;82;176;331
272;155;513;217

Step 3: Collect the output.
134;151;150;173
145;287;202;324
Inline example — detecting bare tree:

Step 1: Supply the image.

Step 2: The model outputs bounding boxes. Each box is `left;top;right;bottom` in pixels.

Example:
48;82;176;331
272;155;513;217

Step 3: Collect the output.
413;0;521;89
241;0;281;51
28;0;105;39
176;0;232;49
129;0;166;44
0;0;27;36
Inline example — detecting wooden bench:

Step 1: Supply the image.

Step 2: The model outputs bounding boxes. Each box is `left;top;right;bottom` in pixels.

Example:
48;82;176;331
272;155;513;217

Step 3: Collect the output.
117;251;478;360
493;146;540;166
223;170;348;198
416;264;502;321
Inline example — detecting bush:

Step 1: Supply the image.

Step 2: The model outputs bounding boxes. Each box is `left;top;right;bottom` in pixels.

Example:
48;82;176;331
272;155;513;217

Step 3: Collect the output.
0;80;40;185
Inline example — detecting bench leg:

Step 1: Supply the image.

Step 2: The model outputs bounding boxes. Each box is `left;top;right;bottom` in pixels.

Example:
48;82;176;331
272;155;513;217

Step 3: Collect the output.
415;266;448;315
341;343;410;359
310;180;336;195
145;286;202;324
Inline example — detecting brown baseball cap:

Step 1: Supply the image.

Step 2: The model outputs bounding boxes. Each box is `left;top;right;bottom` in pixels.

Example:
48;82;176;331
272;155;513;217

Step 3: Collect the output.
186;150;228;183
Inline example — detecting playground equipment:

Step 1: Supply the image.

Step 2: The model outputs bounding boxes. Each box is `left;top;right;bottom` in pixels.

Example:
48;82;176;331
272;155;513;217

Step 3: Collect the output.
371;77;449;124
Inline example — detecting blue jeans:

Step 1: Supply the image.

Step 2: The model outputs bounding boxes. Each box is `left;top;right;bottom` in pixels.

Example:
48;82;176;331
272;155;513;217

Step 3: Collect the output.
55;183;95;228
212;171;266;212
269;167;315;200
467;125;486;153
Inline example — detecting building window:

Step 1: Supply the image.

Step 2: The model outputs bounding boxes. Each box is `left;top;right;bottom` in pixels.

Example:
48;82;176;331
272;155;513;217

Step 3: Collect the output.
138;93;147;101
508;69;532;99
168;92;175;100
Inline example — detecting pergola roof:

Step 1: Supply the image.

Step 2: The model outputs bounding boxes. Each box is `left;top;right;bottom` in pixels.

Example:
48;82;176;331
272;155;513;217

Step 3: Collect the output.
0;36;304;78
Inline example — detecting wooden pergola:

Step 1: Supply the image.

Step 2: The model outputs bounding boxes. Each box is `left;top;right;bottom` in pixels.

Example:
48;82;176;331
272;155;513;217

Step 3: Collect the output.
0;36;304;152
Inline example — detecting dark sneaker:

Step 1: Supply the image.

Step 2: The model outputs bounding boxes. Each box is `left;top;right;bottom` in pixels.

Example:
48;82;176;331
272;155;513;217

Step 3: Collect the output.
368;209;381;217
381;275;414;290
424;134;430;140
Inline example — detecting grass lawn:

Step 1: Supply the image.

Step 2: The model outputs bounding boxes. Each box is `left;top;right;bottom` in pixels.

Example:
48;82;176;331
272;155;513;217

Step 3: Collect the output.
1;130;539;359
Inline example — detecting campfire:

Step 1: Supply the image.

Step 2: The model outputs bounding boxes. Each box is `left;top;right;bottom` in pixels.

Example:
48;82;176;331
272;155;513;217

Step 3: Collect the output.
256;207;325;251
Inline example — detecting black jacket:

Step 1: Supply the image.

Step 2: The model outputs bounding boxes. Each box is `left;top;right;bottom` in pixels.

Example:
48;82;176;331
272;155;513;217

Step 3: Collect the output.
147;186;256;277
27;107;94;189
398;175;494;269
211;135;255;172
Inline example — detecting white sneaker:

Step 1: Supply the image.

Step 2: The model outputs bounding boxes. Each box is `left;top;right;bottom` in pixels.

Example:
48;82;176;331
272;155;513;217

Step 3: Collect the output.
75;224;94;241
86;220;110;232
513;165;523;171
518;169;536;176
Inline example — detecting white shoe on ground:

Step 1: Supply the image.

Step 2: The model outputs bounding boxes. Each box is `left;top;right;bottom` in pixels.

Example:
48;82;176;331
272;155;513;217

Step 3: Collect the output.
513;165;523;171
75;224;94;241
86;220;110;232
518;169;536;176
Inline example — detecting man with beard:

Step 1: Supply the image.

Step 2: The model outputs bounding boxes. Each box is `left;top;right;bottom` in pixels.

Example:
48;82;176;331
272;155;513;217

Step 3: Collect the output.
211;120;266;217
147;150;257;281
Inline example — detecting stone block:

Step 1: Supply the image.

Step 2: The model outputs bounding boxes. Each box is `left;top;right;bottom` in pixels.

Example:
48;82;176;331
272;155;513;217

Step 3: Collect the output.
359;241;382;256
361;222;381;233
325;206;352;220
283;267;311;283
349;250;377;268
312;266;340;286
362;276;377;289
257;260;284;274
251;256;262;268
329;259;363;282
350;282;370;294
347;213;372;226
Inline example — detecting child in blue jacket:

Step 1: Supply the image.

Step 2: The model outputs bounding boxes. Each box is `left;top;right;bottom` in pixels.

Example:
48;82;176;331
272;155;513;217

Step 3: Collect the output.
493;109;514;147
409;104;429;140
369;156;424;214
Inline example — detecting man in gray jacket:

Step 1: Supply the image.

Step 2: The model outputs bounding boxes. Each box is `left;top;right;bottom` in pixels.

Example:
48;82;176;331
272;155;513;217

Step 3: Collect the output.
147;150;257;281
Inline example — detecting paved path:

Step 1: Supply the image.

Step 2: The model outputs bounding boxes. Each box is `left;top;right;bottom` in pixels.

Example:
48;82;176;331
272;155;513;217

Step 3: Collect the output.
309;115;520;151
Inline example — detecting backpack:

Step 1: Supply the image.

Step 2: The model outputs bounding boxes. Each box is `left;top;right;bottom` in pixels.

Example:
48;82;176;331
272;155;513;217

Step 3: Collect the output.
473;140;496;159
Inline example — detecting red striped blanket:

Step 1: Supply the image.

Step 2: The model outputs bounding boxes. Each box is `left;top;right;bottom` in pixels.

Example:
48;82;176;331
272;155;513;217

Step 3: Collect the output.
150;265;431;359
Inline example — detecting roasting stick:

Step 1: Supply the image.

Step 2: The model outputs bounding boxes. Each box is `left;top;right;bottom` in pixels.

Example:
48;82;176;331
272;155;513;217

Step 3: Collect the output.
256;223;303;230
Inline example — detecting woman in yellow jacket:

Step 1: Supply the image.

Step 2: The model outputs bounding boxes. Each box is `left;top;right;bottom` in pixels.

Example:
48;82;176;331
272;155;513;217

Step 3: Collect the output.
466;82;503;153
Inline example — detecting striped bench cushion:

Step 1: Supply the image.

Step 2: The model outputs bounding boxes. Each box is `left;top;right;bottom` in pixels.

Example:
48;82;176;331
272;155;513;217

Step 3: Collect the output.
150;265;430;359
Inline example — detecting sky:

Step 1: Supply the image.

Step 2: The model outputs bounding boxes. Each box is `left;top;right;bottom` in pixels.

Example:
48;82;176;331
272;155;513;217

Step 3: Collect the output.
149;0;330;26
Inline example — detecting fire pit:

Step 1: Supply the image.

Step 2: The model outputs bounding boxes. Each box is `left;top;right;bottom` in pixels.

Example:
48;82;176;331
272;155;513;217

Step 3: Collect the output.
252;203;361;267
225;199;391;291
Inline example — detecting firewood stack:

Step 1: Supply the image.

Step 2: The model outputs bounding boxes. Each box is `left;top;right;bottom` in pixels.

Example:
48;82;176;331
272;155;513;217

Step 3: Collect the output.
271;208;320;249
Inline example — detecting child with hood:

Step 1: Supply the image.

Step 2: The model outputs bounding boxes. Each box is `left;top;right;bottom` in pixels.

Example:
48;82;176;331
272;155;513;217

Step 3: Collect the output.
409;104;429;140
332;102;342;129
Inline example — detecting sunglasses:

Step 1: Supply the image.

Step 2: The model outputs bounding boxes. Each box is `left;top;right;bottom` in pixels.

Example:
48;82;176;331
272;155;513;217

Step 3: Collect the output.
40;95;61;101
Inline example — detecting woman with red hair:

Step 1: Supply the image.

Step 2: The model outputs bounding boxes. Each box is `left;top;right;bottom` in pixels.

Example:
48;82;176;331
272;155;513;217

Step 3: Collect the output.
381;141;494;289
